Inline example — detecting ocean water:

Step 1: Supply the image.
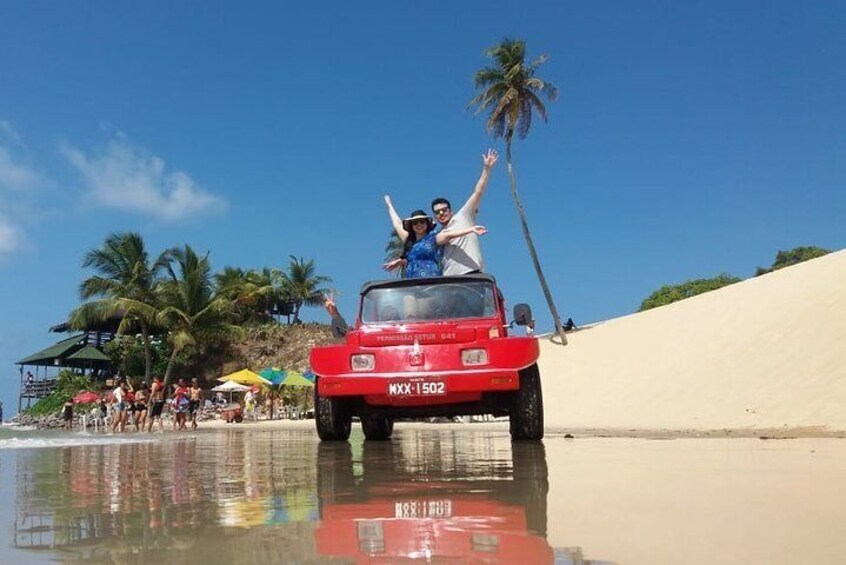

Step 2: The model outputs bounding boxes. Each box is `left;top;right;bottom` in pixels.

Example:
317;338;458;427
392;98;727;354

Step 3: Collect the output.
0;426;843;564
0;423;154;449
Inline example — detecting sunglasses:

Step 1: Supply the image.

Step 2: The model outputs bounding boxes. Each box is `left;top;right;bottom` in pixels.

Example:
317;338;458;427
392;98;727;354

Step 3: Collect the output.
433;207;451;216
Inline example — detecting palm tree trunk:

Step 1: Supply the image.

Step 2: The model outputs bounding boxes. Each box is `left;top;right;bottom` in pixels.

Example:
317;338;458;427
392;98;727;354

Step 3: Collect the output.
505;138;567;345
162;346;179;387
140;323;153;381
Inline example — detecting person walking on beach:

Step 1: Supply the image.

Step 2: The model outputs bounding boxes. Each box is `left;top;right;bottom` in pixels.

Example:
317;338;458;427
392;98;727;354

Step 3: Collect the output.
189;379;202;430
264;390;274;420
62;400;74;430
147;376;166;433
172;379;190;431
133;382;149;431
244;388;256;420
111;380;128;433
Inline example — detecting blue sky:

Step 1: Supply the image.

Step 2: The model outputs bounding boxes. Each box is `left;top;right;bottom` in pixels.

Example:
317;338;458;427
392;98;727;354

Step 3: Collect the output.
1;1;844;411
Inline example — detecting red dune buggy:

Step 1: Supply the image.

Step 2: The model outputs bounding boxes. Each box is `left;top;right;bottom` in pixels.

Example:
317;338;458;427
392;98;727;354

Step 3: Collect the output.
310;274;543;441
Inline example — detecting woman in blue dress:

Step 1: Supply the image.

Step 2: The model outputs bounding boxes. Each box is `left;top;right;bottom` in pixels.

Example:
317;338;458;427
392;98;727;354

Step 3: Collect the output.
383;196;487;278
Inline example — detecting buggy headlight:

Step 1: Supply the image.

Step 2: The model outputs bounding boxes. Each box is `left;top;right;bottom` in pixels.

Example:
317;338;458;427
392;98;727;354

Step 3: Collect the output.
461;348;488;366
351;353;375;372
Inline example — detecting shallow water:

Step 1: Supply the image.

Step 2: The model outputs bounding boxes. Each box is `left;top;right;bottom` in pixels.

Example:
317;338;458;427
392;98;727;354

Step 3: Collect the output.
0;426;843;564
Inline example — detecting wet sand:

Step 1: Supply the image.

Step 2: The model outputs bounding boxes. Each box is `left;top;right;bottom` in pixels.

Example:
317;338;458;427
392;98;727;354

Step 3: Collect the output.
1;426;844;564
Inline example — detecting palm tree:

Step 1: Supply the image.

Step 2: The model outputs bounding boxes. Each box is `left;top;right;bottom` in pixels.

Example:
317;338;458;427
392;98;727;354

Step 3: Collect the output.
384;231;406;278
280;256;332;324
215;267;280;323
469;38;567;345
157;245;238;385
71;232;168;380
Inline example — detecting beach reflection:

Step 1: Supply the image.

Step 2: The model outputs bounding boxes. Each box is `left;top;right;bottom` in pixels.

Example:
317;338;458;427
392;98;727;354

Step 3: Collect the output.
8;429;603;563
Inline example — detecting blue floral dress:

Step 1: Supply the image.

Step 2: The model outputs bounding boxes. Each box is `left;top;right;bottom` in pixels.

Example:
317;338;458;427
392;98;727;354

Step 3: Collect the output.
405;231;443;278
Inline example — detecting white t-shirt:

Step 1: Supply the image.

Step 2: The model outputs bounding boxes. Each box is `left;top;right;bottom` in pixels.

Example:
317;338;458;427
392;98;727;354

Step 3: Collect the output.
441;202;484;275
113;386;124;404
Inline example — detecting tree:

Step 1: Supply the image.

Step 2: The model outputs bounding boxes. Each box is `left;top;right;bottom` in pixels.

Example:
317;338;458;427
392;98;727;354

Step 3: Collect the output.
755;246;831;276
157;245;238;385
468;38;566;344
384;231;406;278
638;274;741;311
279;256;332;324
71;232;168;381
215;266;281;323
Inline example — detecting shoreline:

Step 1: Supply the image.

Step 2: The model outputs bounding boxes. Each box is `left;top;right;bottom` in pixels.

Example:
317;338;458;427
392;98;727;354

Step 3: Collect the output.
12;413;846;440
197;418;846;439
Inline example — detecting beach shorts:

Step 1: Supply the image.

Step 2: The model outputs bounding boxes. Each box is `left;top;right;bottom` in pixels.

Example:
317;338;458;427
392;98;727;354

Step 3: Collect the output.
151;401;165;417
135;403;147;412
188;400;200;415
114;402;126;412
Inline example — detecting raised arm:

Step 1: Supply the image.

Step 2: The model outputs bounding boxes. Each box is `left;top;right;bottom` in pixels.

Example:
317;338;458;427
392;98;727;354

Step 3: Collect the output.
461;149;498;215
436;225;488;246
384;195;409;242
324;297;349;338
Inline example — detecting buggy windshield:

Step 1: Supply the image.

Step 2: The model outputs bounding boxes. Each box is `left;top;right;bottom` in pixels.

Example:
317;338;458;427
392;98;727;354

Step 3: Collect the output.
361;281;497;324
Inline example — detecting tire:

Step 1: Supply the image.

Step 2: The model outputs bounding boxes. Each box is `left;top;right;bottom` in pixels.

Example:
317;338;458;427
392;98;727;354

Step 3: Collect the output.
316;441;354;515
314;379;352;441
362;413;394;441
509;363;544;441
510;442;549;535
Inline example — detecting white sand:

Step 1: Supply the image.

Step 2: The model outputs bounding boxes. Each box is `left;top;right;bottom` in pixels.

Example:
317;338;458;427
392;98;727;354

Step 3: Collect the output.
539;249;846;434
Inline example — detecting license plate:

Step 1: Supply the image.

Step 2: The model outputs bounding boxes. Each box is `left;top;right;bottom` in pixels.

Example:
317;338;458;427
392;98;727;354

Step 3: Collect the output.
387;378;446;397
395;499;453;519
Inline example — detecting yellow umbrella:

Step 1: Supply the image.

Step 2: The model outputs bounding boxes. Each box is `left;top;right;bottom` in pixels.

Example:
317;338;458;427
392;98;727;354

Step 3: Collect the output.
218;368;272;386
280;370;314;387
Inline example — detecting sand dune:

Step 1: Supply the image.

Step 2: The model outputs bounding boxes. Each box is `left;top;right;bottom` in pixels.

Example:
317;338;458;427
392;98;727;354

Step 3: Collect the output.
539;249;846;433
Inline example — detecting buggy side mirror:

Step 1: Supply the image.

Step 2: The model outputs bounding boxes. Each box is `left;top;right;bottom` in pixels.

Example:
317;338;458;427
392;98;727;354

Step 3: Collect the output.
513;304;533;326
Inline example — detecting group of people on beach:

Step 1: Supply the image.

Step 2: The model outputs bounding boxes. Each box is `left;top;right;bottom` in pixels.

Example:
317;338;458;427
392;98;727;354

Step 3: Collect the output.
64;376;205;433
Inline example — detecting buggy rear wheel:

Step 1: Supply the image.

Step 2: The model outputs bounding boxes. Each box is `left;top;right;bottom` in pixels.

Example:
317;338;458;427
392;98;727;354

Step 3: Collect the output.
509;363;544;441
314;379;352;441
362;413;394;441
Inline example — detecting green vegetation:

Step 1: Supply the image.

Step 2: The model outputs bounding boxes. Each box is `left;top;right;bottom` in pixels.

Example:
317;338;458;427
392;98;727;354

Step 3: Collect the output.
640;245;832;311
755;246;831;276
384;231;406;278
66;232;333;383
72;232;167;381
639;274;742;312
469;38;567;344
26;370;92;416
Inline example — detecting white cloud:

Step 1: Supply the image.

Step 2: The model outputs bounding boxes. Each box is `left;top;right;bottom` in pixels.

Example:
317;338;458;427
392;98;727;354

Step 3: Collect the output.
62;135;226;221
0;121;39;259
0;210;22;258
0;122;39;192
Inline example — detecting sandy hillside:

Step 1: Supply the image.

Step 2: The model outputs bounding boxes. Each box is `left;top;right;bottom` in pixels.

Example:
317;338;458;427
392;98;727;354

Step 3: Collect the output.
539;249;846;433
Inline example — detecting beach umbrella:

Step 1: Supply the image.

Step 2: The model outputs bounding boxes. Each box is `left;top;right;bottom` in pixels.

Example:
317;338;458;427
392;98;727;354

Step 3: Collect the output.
218;368;271;387
211;381;251;392
280;370;314;387
72;391;100;404
259;367;285;386
211;380;250;403
212;380;250;403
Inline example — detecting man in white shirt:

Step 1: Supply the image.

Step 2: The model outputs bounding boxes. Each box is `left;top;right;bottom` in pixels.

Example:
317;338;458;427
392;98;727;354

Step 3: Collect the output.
111;380;127;433
431;149;498;275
